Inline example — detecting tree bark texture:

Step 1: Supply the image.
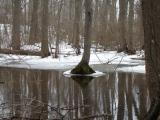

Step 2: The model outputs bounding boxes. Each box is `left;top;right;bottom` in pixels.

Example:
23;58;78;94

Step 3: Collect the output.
41;0;49;58
142;0;160;119
12;0;21;50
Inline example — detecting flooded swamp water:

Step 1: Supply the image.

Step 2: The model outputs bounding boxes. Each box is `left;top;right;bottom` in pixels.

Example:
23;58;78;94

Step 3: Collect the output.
0;67;149;120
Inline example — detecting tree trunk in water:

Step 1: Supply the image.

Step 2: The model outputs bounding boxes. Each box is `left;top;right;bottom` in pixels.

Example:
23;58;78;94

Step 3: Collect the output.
118;0;127;52
41;0;49;58
142;0;160;119
12;0;21;50
71;0;95;74
29;0;39;44
127;0;136;54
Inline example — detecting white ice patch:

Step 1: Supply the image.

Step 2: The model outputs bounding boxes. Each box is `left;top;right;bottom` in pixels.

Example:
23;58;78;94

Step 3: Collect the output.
117;65;145;74
63;70;105;77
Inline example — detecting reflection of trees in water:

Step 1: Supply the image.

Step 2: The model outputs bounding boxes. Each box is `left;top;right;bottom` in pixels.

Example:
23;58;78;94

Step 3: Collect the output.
135;73;147;120
71;76;93;118
0;69;150;120
117;73;125;120
126;73;133;120
11;70;21;117
116;72;148;120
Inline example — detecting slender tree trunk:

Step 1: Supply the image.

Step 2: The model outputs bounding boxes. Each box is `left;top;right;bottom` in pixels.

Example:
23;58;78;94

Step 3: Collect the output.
142;0;160;119
127;0;135;54
71;0;95;74
101;0;109;50
29;0;39;44
41;0;49;58
81;0;92;64
118;0;127;52
12;0;21;50
55;0;63;58
73;0;82;55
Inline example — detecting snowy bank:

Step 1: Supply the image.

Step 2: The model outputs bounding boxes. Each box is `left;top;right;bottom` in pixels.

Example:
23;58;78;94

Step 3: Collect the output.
0;50;145;73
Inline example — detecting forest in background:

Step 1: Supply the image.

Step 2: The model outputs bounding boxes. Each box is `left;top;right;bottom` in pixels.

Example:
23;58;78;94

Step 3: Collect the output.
0;0;143;57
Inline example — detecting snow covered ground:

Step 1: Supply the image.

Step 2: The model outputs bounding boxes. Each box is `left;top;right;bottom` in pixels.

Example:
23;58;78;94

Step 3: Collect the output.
0;43;145;73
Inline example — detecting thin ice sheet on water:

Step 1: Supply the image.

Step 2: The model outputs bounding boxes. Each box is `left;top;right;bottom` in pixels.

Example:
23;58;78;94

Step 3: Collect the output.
63;70;105;77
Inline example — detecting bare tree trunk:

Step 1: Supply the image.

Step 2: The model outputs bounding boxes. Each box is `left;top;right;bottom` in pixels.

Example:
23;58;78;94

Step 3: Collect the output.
81;0;92;64
73;0;82;55
12;0;21;50
55;0;63;58
101;0;109;50
29;0;39;44
142;0;160;119
127;0;136;54
41;0;49;58
118;0;127;52
71;0;95;74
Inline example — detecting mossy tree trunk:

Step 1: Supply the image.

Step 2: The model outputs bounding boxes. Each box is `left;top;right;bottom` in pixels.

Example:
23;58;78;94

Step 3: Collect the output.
71;0;95;74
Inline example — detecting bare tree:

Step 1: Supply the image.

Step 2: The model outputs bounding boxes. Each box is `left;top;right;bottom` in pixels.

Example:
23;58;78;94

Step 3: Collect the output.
127;0;136;54
55;0;64;58
71;0;95;74
142;0;160;119
12;0;21;50
73;0;82;55
118;0;127;52
29;0;39;44
41;0;49;58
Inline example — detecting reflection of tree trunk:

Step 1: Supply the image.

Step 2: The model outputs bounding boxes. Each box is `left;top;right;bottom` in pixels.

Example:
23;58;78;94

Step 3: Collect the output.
117;73;125;120
29;71;39;119
81;86;92;117
126;73;133;120
68;80;73;119
11;70;21;117
138;74;147;119
40;71;48;119
103;75;111;119
55;72;60;109
74;82;79;119
110;73;116;117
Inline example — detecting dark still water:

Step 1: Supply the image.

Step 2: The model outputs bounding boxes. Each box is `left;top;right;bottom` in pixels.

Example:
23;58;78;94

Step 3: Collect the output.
0;67;149;120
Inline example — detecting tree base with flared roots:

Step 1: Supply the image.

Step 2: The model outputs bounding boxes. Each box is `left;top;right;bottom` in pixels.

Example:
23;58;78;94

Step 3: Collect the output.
71;61;95;74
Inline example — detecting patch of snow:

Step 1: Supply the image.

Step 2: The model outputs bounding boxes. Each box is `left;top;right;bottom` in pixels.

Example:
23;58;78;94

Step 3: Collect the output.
117;65;145;74
63;70;105;77
0;43;145;73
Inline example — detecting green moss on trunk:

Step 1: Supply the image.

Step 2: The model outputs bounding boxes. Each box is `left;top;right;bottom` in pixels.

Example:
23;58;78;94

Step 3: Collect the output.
71;62;95;74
